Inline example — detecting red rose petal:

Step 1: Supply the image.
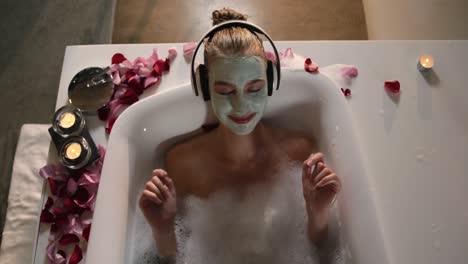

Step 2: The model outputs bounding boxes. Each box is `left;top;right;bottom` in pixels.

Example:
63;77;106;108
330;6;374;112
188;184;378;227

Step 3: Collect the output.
73;187;90;208
384;80;400;94
59;233;80;246
105;117;117;134
153;59;170;75
341;88;351;97
55;214;68;227
83;224;91;242
52;206;67;217
56;250;67;264
125;70;136;81
128;78;144;95
45;196;54;210
119;89;139;105
69;245;83;264
304;58;319;73
97;104;110;121
40;209;55;223
48;178;57;195
111;53;127;65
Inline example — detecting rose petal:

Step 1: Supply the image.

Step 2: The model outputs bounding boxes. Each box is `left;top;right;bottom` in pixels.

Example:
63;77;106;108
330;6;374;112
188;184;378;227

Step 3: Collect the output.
151;48;159;61
48;178;57;195
153;59;170;75
168;47;177;61
138;66;152;77
69;245;83;264
111;53;127;64
183;42;197;61
118;89;139;105
341;66;358;79
40;209;55;223
73;187;90;208
83;224;91;242
341;88;351;97
46;242;56;264
304;58;319;73
112;71;121;85
56;250;67;264
59;233;80;246
144;76;160;89
265;51;277;65
45;196;54;210
128;78;144;95
133;56;146;65
384;80;400;94
67;178;78;196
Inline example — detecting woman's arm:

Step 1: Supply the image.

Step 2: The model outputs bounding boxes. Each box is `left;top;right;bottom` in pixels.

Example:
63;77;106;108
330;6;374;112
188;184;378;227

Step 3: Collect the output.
139;169;178;257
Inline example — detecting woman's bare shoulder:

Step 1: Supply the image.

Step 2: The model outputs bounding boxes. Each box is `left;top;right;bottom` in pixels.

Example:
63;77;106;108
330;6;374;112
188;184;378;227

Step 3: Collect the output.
164;132;214;193
270;125;316;162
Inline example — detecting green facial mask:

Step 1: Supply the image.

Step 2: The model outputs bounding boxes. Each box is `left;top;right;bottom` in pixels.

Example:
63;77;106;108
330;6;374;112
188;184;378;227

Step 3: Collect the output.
208;56;268;135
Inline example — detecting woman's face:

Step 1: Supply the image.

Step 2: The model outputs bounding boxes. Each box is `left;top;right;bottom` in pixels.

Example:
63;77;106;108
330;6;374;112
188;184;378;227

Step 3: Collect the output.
208;56;268;135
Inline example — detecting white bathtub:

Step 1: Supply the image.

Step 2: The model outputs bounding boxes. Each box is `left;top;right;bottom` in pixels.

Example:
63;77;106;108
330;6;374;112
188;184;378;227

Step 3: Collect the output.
86;68;389;264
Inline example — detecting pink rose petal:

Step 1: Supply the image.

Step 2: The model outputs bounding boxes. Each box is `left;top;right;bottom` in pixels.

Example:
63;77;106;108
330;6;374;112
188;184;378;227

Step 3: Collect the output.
112;71;121;85
69;245;83;264
384;80;400;94
67;178;78;196
341;66;358;79
304;58;319;73
168;47;177;61
56;250;67;264
46;242;56;264
341;88;351;97
151;48;160;61
144;76;160;89
264;51;277;64
183;42;197;61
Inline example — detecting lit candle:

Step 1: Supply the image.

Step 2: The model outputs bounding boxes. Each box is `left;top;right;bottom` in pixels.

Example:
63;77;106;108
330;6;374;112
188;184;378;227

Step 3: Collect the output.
65;142;82;160
417;55;434;72
59;112;76;129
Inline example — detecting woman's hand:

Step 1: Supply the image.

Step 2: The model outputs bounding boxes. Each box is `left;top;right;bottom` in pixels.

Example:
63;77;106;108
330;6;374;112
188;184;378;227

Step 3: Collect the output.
139;169;177;233
302;153;341;231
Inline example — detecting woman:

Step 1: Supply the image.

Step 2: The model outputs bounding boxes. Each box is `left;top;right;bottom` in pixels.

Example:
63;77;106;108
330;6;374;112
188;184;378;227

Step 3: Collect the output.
139;8;341;260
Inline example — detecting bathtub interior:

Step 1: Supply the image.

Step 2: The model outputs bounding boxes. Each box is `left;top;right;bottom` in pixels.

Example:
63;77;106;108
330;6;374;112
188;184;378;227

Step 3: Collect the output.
87;70;388;264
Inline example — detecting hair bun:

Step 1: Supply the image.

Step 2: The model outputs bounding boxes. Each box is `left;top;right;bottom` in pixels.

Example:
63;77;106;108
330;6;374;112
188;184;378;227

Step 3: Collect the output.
212;8;247;26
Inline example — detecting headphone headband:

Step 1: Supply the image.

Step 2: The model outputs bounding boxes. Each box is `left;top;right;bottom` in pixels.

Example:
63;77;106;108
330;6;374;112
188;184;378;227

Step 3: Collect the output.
190;20;281;96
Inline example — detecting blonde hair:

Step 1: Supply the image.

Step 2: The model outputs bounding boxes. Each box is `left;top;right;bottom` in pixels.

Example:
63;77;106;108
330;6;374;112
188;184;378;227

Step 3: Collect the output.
204;8;266;64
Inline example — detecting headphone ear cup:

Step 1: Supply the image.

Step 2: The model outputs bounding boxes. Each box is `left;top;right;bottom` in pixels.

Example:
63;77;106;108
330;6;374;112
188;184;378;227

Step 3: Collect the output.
266;60;274;96
198;64;210;101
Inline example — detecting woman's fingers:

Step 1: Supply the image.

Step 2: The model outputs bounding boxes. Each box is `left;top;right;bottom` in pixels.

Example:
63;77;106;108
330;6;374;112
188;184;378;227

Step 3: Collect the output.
142;190;162;205
316;173;340;191
152;176;168;201
312;162;326;179
313;165;331;184
152;169;168;177
303;153;324;180
160;175;175;192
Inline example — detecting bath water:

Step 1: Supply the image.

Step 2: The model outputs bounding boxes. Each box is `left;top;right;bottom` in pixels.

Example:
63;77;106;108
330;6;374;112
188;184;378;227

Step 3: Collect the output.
132;161;350;264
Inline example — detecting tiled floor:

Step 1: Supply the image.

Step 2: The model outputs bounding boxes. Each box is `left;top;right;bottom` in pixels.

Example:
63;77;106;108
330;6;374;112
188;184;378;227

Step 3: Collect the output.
113;0;367;43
